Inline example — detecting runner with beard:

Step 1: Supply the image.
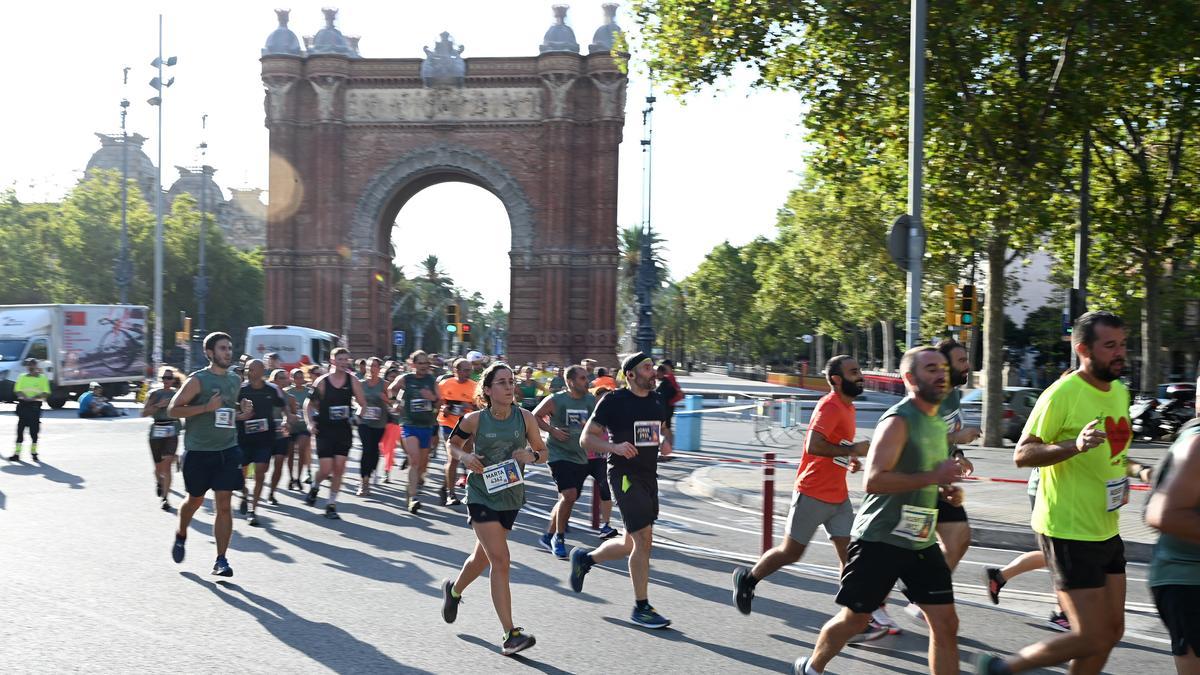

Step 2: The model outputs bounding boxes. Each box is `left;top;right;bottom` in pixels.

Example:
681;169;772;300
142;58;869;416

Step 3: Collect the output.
733;356;883;639
568;352;674;629
168;332;251;576
975;311;1145;675
794;347;964;675
236;360;288;527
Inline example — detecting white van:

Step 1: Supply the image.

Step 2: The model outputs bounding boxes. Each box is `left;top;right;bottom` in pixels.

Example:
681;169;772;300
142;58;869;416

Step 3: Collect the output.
244;325;337;370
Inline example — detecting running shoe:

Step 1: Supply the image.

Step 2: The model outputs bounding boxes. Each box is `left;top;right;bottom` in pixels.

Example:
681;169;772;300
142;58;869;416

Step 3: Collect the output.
445;495;463;506
248;511;261;527
903;602;926;625
846;620;889;643
441;579;462;624
160;497;171;512
973;652;1012;674
792;656;814;675
5;454;18;462
268;493;279;506
630;604;671;629
438;486;448;505
400;457;409;470
31;453;38;462
873;607;903;634
552;535;568;560
304;473;313;484
212;556;233;577
171;535;186;563
568;547;592;592
408;499;421;514
1047;610;1071;632
539;532;555;554
732;566;756;615
984;567;1006;605
598;523;619;539
305;486;319;506
325;505;341;520
501;627;536;656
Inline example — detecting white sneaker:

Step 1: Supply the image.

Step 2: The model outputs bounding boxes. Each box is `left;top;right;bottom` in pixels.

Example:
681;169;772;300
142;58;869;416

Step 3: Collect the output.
903;602;926;625
846;620;889;643
872;607;902;635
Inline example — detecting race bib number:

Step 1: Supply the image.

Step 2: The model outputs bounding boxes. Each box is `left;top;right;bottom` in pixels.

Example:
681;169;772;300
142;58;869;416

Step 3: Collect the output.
244;418;269;434
411;399;432;413
565;409;588;429
328;405;350;421
483;458;524;494
1106;477;1129;512
363;406;381;421
447;402;467;416
890;504;938;542
214;408;236;429
634;420;662;447
150;424;177;439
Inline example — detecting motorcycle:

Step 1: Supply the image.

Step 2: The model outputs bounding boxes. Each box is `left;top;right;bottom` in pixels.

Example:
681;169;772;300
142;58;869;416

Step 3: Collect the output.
1131;397;1172;442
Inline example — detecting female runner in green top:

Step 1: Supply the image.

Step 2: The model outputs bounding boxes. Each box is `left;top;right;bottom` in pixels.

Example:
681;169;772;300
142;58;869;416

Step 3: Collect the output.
440;363;549;657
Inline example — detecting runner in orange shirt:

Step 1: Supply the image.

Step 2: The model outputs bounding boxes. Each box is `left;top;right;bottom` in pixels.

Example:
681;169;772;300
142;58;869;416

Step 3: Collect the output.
438;358;478;506
732;356;886;640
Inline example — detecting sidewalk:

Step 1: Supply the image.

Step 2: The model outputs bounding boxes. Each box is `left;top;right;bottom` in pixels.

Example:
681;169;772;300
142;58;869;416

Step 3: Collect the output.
686;449;1159;563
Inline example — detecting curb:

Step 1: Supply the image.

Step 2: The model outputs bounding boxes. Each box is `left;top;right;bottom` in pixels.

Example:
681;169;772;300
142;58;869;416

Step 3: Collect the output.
686;466;1154;563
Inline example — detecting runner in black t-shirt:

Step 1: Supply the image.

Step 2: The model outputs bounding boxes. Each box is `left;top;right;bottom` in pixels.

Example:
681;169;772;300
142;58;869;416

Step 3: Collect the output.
568;352;673;629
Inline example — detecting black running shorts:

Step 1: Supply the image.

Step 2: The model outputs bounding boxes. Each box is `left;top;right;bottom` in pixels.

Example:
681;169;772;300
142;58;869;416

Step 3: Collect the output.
182;447;244;497
550;460;590;495
316;434;352;459
611;470;658;534
1153;585;1200;657
835;539;954;613
1038;533;1126;590
467;502;519;530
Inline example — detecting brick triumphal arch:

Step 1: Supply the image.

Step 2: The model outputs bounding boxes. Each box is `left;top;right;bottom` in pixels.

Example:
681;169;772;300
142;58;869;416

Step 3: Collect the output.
259;6;627;365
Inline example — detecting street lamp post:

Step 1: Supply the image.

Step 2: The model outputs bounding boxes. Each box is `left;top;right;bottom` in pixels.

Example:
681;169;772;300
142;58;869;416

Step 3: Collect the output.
114;67;132;304
196;115;209;341
147;14;176;372
635;88;657;355
904;0;927;348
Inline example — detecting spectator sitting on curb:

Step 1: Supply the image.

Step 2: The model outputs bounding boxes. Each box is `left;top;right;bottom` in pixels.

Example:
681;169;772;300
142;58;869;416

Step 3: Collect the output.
78;382;124;418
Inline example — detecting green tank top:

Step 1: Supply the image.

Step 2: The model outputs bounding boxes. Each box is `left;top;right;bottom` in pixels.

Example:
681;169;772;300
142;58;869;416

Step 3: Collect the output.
518;381;540;410
183;367;241;452
547;390;595;464
850;398;949;550
400;373;437;427
1149;424;1200;587
466;404;528;511
286;385;310;432
360;378;388;429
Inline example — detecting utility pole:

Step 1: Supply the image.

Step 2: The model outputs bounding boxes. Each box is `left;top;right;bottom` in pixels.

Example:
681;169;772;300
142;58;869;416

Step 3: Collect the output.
147;14;176;371
196;114;210;357
904;0;927;348
1071;128;1090;368
115;67;132;304
635;86;657;355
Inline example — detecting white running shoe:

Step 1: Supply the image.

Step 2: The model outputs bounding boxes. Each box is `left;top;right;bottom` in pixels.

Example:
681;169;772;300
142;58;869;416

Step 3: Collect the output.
903;602;927;625
872;607;902;635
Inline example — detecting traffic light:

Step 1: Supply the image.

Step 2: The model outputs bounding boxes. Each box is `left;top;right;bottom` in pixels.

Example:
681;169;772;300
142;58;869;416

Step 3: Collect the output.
460;322;472;341
960;285;976;326
445;304;460;333
943;284;958;327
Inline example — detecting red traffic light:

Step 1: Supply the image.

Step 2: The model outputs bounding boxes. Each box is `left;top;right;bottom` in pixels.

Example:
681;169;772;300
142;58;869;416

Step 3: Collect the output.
460;322;472;334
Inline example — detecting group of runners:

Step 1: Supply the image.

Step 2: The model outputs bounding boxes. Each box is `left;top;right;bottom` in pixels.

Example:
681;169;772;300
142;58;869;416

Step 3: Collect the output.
12;305;1198;669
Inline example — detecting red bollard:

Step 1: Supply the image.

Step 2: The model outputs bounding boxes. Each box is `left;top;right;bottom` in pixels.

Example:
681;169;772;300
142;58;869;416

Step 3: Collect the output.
591;480;601;530
762;451;775;553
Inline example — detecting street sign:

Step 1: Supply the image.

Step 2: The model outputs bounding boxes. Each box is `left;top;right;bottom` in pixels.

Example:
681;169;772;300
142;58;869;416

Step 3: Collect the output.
393;330;405;347
887;214;924;270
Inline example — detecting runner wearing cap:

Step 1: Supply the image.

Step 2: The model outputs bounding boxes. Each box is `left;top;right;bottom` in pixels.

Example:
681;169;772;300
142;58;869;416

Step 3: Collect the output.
568;352;674;629
534;364;598;559
440;362;549;656
9;357;49;462
438;358;477;506
466;351;486;382
732;356;881;638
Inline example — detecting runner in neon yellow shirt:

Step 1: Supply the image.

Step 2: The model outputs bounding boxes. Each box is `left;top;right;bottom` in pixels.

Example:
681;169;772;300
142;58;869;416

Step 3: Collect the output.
976;311;1148;675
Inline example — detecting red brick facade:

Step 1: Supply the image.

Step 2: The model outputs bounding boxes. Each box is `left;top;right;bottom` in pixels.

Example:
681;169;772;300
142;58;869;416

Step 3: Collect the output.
260;48;626;365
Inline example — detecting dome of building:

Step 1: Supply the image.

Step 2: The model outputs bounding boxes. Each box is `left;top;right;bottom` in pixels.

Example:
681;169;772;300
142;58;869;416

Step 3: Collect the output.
166;166;224;214
309;8;359;57
540;5;580;54
589;3;623;54
85;132;159;203
263;9;303;56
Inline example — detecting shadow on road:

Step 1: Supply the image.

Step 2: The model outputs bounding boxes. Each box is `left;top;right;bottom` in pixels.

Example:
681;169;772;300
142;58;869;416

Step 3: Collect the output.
1;459;86;489
600;616;795;671
181;573;431;673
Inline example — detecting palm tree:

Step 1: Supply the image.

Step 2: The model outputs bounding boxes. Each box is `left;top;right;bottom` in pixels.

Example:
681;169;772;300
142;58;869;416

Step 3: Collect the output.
617;225;669;349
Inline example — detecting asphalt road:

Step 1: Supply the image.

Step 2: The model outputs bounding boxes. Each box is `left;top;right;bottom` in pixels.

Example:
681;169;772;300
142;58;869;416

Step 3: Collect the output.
0;404;1175;674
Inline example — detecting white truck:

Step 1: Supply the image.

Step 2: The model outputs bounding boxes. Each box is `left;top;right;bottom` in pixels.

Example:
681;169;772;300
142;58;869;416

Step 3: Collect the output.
0;304;149;408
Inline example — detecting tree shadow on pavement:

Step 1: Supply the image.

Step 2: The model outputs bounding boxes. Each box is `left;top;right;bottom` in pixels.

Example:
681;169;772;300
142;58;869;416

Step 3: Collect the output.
455;633;573;674
1;459;85;489
181;573;430;673
600;617;795;671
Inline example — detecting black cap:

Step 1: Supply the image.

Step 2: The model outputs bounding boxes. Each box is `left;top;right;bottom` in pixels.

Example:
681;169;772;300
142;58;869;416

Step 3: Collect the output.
621;352;652;374
22;357;37;366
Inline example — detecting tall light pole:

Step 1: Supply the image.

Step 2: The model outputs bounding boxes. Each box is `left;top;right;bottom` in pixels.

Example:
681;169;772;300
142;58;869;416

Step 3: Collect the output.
115;67;132;304
196;114;209;340
147;14;176;371
904;0;927;348
635;86;657;355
